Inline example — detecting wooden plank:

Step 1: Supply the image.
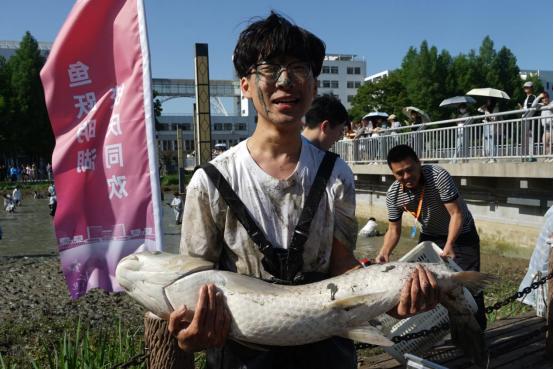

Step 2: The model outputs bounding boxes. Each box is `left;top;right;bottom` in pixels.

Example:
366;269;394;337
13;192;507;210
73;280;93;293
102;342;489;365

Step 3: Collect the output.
359;313;550;369
485;316;544;340
359;355;402;369
490;342;546;368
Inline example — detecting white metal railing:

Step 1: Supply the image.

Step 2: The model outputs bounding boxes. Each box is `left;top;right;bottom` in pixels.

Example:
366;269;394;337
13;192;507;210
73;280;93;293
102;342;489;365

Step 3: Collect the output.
333;107;553;163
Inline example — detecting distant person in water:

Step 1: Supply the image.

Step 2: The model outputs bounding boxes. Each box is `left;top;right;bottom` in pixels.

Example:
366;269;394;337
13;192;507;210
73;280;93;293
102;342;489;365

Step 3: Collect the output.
3;194;15;213
358;217;380;237
169;192;183;225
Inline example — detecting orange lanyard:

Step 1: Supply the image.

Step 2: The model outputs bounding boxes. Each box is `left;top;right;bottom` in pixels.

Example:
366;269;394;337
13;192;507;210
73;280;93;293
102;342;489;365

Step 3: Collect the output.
403;188;424;221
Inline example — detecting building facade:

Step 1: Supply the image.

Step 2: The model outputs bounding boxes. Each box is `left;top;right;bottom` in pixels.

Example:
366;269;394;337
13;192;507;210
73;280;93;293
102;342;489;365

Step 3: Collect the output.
0;40;52;59
365;70;390;84
316;54;367;110
156;112;256;153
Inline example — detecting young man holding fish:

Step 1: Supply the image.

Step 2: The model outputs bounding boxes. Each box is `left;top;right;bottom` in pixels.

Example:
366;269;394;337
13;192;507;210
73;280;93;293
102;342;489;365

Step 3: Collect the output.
168;12;440;368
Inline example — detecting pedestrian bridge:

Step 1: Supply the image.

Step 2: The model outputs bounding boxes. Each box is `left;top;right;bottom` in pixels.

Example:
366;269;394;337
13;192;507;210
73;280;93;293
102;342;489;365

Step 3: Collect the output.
334;108;553;245
152;78;240;98
333;108;553;179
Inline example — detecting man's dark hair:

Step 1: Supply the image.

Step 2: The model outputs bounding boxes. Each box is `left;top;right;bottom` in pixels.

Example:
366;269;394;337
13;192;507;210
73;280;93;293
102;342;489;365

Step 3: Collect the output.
304;95;349;129
233;11;325;78
387;145;420;167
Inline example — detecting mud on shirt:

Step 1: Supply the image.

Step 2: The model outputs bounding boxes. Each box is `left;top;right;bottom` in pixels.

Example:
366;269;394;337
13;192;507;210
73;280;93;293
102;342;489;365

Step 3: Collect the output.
180;139;357;279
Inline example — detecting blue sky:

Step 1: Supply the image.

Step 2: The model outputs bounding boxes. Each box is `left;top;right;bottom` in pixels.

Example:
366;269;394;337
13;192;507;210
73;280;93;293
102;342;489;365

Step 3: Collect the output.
1;0;552;113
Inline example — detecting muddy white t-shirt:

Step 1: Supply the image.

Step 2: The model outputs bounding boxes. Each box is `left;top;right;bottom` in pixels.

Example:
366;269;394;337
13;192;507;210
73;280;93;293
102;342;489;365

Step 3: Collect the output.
180;139;357;279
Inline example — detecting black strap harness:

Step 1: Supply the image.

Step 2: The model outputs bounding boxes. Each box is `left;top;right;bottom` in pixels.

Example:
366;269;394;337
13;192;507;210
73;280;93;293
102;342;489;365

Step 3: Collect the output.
202;151;338;283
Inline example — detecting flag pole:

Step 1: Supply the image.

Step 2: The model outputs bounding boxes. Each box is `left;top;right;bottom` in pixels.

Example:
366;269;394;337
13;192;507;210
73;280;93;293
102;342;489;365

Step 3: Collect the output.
137;0;163;251
137;0;192;366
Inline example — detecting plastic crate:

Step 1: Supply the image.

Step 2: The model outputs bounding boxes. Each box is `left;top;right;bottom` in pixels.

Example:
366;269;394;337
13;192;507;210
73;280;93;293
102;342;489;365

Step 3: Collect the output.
534;272;548;318
404;353;449;369
376;241;477;364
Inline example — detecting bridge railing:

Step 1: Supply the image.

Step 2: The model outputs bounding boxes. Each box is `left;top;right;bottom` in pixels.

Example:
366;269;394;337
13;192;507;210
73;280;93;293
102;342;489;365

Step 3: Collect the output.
333;107;553;163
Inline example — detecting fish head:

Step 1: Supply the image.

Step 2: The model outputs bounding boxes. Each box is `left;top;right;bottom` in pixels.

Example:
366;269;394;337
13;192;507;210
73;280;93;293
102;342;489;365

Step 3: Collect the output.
116;251;214;318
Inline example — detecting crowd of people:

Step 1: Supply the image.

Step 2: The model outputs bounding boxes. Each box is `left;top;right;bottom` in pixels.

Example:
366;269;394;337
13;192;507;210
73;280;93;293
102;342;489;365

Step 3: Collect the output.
340;83;553;163
2;162;53;182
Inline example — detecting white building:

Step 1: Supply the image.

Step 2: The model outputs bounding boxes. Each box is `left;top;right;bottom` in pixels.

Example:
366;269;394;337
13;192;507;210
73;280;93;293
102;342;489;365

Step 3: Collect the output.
365;70;390;84
156;114;255;154
520;69;553;97
317;54;367;109
0;40;52;59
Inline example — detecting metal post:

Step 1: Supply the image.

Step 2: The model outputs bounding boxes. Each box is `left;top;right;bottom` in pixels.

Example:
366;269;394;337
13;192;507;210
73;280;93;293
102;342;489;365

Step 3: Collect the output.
194;43;213;166
176;126;184;170
144;312;193;369
176;126;185;223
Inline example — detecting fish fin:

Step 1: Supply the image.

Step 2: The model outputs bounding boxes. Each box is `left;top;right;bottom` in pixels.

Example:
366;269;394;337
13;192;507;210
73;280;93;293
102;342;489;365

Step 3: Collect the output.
328;292;387;310
231;338;270;352
340;325;394;347
441;290;490;368
452;271;496;294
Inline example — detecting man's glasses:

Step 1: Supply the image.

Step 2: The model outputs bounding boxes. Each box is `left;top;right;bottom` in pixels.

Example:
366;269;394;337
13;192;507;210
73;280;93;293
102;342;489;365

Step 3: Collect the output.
251;61;312;84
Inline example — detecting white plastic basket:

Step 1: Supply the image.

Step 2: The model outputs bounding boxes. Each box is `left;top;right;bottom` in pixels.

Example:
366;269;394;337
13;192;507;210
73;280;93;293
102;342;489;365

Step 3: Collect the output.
376;241;477;364
404;353;449;369
533;272;548;318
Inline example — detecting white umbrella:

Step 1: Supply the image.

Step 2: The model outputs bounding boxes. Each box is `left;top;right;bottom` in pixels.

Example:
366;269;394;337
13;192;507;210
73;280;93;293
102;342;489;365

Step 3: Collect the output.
439;96;477;108
402;106;431;123
363;111;389;120
466;88;510;100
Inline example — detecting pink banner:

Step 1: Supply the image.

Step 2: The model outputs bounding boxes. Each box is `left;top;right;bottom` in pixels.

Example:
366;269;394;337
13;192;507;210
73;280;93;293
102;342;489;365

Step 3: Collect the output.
41;0;162;299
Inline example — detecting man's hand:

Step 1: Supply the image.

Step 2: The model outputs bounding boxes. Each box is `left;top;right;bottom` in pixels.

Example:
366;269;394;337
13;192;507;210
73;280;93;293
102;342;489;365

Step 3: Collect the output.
167;284;231;352
440;244;456;260
375;252;389;264
387;265;439;318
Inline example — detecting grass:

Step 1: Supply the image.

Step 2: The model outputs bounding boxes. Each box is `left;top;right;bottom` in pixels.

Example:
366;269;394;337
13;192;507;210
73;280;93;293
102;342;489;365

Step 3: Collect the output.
0;181;51;196
0;320;145;369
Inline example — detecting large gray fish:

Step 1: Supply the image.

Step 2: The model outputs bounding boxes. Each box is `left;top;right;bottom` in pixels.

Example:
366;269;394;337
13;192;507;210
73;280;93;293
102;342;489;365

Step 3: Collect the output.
116;251;491;367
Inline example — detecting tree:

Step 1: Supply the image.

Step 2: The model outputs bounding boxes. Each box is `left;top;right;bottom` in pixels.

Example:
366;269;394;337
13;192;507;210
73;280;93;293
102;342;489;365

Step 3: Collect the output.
478;36;497;84
349;70;408;121
6;31;53;160
350;36;533;122
0;56;11;152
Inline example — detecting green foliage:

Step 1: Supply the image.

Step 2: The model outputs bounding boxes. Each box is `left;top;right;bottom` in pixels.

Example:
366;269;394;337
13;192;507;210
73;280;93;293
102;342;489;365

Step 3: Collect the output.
1;320;145;369
350;36;534;122
0;32;53;161
350;70;409;122
161;174;179;186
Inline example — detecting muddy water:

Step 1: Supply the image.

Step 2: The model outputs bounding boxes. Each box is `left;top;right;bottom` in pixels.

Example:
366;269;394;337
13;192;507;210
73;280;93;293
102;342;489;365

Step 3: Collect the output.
0;194;182;257
0;195;416;258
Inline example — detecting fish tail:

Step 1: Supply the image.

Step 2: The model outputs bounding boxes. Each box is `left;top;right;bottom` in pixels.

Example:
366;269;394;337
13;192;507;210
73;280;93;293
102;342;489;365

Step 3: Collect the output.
452;271;496;295
441;289;490;369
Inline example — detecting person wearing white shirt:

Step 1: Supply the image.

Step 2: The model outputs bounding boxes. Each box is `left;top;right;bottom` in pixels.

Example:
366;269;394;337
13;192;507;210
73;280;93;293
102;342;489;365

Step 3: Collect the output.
358;217;380;237
521;81;537;158
453;104;473;162
169;192;183;225
478;98;499;162
12;187;21;206
532;92;553;159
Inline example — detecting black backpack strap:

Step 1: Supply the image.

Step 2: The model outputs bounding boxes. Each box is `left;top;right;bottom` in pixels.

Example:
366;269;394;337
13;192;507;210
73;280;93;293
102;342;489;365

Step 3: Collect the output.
289;151;338;251
202;163;273;252
202;151;338;282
